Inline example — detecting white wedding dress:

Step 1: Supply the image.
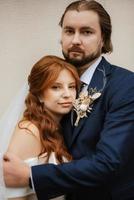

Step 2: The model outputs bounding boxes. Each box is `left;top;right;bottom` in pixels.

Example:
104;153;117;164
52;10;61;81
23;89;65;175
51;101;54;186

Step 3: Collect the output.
6;153;65;200
0;83;65;200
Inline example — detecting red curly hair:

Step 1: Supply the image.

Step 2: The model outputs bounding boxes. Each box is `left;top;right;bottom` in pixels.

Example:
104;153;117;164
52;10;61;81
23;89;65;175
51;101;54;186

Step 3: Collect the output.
20;55;79;163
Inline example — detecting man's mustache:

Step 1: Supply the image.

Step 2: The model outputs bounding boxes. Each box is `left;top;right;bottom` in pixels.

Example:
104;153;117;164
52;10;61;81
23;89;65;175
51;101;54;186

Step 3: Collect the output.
68;46;84;53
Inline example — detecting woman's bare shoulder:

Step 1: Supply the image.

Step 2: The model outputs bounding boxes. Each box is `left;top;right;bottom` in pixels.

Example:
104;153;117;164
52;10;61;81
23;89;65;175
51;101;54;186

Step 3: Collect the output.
7;120;42;160
17;120;40;139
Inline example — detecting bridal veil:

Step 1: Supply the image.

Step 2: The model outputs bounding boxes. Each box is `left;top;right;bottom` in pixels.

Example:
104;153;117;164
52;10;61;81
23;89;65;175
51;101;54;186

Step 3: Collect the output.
0;82;28;199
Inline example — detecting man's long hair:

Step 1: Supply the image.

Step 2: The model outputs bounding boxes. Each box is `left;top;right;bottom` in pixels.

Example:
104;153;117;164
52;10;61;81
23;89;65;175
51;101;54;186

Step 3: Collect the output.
59;0;113;54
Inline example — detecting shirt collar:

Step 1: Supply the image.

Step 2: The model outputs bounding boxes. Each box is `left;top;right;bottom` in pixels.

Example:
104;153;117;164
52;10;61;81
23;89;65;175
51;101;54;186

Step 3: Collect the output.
80;56;102;85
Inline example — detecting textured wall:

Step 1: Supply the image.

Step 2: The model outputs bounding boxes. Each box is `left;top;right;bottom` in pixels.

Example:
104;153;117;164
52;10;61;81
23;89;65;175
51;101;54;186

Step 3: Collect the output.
0;0;134;117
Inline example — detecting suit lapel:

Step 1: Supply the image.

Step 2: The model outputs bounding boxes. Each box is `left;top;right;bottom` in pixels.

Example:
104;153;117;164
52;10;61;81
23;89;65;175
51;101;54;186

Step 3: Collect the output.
69;57;112;147
62;113;74;147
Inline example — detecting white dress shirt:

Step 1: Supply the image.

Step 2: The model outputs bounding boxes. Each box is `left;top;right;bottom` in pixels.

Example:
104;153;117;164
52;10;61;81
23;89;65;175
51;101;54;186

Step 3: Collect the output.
80;56;102;91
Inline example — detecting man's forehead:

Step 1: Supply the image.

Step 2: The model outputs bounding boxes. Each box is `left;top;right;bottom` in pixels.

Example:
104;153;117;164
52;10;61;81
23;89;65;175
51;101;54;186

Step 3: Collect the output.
62;10;100;30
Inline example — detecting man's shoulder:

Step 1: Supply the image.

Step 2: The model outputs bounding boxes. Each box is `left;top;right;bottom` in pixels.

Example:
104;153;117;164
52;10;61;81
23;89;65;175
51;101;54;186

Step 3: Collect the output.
111;65;134;85
102;58;133;82
102;56;133;75
101;58;134;97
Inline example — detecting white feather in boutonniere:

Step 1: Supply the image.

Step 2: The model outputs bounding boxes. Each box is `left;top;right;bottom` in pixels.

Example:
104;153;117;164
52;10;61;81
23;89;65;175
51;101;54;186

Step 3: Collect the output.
73;88;101;126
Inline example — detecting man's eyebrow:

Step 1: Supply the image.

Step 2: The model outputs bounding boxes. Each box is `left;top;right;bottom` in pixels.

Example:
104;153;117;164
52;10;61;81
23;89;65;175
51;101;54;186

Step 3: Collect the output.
63;26;74;29
80;26;94;31
63;26;94;31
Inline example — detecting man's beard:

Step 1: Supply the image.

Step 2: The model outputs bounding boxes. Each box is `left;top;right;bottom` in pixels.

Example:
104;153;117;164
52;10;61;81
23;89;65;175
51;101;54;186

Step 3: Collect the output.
62;48;101;68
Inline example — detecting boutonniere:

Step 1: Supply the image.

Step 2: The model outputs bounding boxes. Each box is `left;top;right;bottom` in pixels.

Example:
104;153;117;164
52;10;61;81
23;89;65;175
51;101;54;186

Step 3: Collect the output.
73;88;101;126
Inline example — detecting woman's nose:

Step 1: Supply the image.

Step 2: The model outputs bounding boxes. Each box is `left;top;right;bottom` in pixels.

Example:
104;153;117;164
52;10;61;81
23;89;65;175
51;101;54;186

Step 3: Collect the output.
62;88;71;98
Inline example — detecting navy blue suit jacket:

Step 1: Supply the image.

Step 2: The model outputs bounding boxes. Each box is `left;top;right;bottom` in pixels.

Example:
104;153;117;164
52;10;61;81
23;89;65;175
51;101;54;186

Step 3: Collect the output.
32;57;134;200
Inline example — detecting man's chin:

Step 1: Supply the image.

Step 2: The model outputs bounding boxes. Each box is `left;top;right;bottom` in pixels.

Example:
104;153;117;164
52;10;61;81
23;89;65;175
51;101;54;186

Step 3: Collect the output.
66;59;84;68
69;57;82;62
67;54;83;63
62;51;85;67
69;52;83;59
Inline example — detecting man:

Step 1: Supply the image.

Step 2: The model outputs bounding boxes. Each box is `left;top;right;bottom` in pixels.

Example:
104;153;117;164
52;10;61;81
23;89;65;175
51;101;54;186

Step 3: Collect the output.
4;1;134;200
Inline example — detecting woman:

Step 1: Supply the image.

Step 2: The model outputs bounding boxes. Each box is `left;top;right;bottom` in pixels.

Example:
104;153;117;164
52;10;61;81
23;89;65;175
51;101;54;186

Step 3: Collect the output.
2;55;79;200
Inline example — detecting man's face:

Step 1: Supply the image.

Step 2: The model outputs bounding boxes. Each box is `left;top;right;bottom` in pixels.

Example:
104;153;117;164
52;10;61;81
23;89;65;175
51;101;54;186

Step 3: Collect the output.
61;10;104;67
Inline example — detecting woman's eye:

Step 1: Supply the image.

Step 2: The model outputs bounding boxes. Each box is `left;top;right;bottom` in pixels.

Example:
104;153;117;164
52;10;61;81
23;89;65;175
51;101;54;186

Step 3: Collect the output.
69;85;76;89
51;86;60;89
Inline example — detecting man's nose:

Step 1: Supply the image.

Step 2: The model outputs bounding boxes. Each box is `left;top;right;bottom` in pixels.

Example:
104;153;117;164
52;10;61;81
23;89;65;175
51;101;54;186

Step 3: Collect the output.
72;33;81;45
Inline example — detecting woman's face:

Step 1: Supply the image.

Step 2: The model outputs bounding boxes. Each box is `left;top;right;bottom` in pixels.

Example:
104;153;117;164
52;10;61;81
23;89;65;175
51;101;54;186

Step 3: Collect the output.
42;69;77;122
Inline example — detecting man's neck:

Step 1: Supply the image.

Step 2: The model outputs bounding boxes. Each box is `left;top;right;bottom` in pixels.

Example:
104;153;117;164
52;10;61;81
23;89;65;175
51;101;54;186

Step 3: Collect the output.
77;57;99;76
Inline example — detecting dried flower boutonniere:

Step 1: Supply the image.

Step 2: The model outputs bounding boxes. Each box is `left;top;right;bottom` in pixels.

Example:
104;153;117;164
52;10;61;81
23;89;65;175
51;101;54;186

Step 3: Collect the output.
73;88;101;126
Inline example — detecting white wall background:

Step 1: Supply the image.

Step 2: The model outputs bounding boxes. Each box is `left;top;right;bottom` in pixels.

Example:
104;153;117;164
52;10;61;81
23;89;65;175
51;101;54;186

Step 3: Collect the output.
0;0;134;118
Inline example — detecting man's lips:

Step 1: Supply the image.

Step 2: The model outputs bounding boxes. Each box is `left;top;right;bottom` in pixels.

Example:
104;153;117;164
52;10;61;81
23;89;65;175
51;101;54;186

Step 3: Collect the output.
68;47;83;54
69;51;82;55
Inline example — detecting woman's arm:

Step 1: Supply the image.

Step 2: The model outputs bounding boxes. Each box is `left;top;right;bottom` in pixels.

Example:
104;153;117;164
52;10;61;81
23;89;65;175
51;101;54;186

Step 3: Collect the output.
7;121;41;160
6;121;41;200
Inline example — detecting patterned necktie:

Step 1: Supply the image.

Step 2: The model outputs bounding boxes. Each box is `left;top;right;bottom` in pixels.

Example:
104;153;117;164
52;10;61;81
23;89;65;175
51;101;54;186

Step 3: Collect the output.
79;81;87;93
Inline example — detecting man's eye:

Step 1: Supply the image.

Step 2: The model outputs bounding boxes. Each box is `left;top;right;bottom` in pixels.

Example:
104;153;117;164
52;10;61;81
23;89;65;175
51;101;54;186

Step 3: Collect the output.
82;30;92;35
65;29;74;35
